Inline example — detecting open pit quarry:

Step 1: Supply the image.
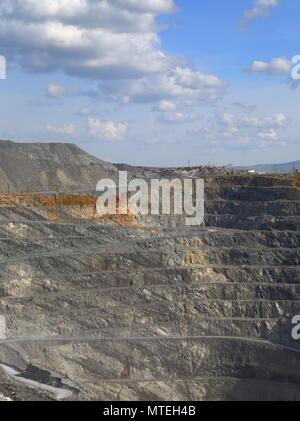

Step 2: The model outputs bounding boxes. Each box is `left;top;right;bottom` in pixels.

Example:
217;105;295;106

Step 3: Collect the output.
0;140;299;401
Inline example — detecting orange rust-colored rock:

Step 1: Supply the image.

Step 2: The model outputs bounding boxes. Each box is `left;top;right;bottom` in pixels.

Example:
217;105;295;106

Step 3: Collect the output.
0;193;138;226
293;177;300;188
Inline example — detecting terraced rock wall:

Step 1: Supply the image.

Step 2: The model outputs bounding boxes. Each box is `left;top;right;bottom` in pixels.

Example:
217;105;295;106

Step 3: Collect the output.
0;172;299;401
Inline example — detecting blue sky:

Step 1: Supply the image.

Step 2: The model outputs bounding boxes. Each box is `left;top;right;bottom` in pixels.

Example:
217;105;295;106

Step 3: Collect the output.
0;0;299;167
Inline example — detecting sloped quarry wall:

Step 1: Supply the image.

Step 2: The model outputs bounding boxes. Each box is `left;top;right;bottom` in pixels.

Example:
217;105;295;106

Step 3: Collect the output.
0;168;299;401
0;316;5;340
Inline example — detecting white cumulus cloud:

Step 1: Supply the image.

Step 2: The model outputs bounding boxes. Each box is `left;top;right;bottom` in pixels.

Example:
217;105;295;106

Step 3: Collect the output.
244;57;292;75
0;0;176;79
46;124;76;135
88;117;128;141
258;128;278;139
0;0;227;107
238;0;279;31
157;100;176;112
97;66;227;105
47;83;67;98
241;113;287;128
160;112;198;124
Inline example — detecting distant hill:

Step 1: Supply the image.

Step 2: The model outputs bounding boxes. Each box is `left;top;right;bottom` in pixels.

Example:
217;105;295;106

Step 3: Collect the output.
1;140;299;194
235;160;300;173
0;140;119;193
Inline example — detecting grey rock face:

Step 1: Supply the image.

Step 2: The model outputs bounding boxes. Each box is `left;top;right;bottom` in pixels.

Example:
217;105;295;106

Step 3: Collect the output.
0;141;299;400
0;140;119;193
0;317;5;339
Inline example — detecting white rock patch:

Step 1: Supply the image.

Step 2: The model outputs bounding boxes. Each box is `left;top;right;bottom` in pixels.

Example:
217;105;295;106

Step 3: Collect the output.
0;316;6;339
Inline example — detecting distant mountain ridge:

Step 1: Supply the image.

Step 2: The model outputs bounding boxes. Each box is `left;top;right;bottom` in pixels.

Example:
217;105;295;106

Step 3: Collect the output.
0;140;119;193
0;140;299;194
234;160;300;173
